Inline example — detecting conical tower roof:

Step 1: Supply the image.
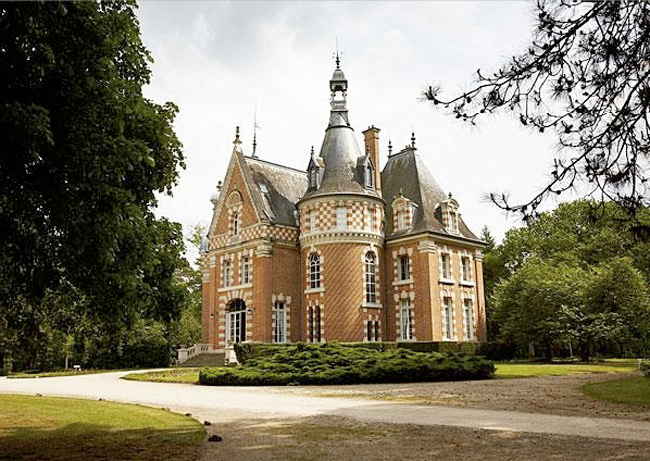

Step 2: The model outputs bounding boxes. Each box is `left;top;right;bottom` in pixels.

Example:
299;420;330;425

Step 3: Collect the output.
302;61;380;200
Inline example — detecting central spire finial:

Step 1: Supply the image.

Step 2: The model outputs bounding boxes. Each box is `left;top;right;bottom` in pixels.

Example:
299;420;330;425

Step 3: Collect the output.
335;38;341;69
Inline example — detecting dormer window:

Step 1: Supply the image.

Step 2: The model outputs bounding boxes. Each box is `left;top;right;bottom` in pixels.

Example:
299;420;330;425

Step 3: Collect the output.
440;195;460;234
392;194;415;232
364;164;374;189
309;168;319;190
307;147;323;191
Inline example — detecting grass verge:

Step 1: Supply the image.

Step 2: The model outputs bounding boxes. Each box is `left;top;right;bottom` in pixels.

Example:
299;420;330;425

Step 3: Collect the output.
495;360;638;378
0;394;205;460
123;368;200;384
580;376;650;407
7;369;123;379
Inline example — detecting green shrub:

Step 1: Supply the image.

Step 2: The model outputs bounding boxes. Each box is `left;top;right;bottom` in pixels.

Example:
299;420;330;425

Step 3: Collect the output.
200;342;494;386
640;359;650;377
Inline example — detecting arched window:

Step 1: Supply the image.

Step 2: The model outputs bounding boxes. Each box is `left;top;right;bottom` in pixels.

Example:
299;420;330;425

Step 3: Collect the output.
309;253;321;289
365;252;376;303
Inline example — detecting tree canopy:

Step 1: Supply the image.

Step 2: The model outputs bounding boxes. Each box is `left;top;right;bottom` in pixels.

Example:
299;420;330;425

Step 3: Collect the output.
0;1;187;371
425;0;650;218
486;200;650;360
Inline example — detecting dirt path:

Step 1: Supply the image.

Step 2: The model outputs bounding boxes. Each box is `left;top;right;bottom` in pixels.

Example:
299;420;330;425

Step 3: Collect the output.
2;372;649;460
276;372;650;420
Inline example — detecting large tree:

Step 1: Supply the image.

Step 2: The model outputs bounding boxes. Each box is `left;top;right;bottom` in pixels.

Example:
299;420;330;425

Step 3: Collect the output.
488;200;650;359
425;0;650;218
0;2;186;371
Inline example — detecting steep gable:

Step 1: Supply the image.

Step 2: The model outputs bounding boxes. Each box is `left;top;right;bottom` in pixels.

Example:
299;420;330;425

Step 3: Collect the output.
208;146;266;240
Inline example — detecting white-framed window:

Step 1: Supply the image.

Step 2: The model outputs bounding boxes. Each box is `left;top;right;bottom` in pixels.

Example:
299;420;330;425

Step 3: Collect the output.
242;256;251;284
461;256;472;282
448;209;458;233
397;210;406;230
222;259;232;287
310;209;317;232
399;299;413;340
308;306;322;342
443;296;454;340
365;252;376;303
367;208;374;231
309;253;321;289
441;253;451;280
399;255;410;281
226;299;246;344
274;301;287;343
463;298;474;340
336;207;347;230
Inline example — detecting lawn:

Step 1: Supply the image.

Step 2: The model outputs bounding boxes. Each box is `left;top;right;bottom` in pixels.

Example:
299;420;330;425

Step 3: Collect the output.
580;377;650;407
124;360;640;384
123;368;200;384
0;394;205;460
7;369;121;379
494;360;638;378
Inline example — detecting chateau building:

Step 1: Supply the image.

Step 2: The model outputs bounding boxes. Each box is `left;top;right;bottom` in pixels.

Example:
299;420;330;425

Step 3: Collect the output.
199;62;486;354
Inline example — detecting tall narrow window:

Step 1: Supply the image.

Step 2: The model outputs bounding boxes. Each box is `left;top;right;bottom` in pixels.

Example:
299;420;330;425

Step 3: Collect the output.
242;256;251;284
367;208;374;231
336;207;347;230
374;321;380;341
307;306;322;343
461;256;472;282
399;299;413;340
399;255;410;281
309;253;321;289
365;252;376;303
274;301;286;343
231;211;239;236
222;260;232;287
315;306;321;342
441;253;451;279
444;296;454;340
464;299;474;340
226;299;246;344
367;321;373;342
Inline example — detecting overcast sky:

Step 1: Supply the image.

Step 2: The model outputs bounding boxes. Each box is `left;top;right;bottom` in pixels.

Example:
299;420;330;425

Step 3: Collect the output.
136;1;563;254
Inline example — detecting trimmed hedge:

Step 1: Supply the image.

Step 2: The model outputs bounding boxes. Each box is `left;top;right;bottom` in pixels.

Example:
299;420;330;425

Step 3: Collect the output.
234;341;482;364
201;342;494;386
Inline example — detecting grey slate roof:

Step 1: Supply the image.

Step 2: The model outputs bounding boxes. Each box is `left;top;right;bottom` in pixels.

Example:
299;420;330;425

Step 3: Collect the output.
381;147;481;242
246;157;307;227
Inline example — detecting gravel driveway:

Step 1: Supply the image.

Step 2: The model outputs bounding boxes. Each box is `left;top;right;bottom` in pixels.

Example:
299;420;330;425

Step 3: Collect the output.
1;371;649;443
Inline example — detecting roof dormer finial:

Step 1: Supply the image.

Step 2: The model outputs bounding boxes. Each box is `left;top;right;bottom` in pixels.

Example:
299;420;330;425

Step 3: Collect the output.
411;131;416;149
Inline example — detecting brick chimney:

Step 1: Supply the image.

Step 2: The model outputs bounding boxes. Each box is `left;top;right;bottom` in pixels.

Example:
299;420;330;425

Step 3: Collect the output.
362;125;381;193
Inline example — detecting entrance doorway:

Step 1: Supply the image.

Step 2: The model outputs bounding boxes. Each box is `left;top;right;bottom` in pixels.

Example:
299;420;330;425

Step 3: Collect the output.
226;299;247;344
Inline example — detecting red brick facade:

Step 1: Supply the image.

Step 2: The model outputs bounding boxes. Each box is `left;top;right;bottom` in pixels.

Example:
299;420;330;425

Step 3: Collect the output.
200;68;486;351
